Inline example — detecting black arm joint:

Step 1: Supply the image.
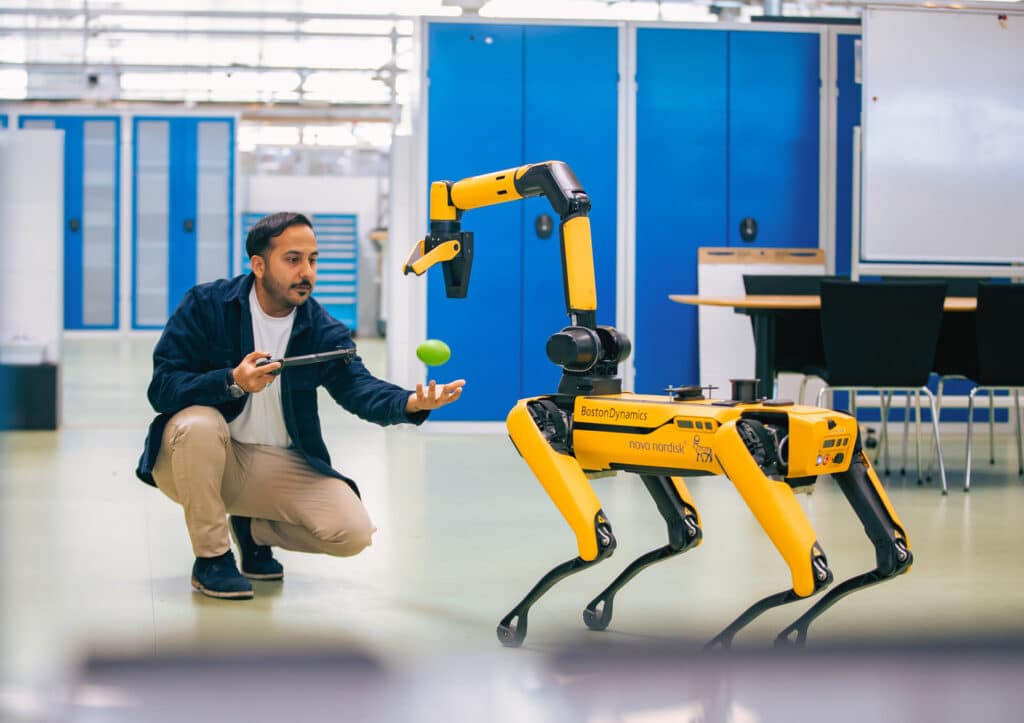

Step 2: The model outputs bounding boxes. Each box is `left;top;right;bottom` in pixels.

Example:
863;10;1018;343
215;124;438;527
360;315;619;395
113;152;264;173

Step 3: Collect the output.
515;162;590;219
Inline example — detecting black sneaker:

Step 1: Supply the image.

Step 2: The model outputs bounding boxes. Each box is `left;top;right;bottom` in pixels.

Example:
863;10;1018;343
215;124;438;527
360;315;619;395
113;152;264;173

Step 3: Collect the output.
229;515;284;580
191;550;253;599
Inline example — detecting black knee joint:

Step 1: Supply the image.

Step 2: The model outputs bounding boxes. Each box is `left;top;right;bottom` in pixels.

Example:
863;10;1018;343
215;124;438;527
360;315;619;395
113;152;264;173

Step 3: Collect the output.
875;537;913;578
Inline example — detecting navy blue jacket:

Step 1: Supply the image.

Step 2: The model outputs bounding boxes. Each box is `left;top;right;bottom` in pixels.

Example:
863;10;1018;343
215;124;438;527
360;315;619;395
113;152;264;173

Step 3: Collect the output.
136;273;428;495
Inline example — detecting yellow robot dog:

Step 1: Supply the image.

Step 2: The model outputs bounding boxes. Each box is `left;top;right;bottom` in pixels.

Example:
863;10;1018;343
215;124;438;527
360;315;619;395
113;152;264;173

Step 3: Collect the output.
404;161;912;649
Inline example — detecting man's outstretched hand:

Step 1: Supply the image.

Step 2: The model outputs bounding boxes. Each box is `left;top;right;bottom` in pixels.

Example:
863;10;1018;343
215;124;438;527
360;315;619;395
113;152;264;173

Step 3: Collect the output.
407;379;466;414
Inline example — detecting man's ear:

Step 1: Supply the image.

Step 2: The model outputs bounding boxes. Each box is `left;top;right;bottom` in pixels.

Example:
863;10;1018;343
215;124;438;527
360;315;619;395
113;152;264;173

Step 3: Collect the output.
250;254;265;278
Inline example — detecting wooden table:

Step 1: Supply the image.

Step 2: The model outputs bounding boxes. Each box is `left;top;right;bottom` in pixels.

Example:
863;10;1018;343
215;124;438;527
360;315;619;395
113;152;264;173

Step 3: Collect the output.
670;294;977;399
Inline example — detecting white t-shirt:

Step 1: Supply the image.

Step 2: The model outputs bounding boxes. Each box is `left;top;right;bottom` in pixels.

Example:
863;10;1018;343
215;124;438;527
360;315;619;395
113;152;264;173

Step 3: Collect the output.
228;286;296;447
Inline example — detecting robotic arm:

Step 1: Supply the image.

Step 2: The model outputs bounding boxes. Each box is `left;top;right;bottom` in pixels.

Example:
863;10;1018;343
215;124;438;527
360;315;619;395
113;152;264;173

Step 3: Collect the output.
404;161;630;396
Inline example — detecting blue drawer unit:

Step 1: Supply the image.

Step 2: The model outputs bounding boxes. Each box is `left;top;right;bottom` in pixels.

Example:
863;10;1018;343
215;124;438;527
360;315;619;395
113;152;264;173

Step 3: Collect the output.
240;212;359;331
132;116;234;329
427;22;619;421
19;115;121;330
634;28;821;394
311;214;358;331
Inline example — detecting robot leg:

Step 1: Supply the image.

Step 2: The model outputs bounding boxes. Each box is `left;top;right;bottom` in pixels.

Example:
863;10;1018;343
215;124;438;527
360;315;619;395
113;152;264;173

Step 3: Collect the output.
497;399;616;648
707;418;833;649
774;436;912;646
583;475;703;632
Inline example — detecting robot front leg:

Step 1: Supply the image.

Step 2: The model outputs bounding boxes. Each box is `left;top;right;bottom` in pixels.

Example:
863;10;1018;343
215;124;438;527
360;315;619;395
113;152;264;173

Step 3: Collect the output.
707;419;833;649
497;399;616;648
774;436;912;646
583;475;702;632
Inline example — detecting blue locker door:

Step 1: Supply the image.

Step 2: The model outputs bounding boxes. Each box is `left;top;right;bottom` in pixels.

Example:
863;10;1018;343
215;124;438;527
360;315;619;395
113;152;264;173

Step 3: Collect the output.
60;120;84;331
168;119;198;313
0;115;7;128
727;31;820;248
634;29;728;393
427;23;524;421
133;117;233;328
834;34;861;277
521;25;619;398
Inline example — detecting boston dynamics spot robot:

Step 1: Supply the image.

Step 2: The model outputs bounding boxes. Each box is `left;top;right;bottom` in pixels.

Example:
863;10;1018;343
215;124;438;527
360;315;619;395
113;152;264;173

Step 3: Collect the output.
403;161;912;649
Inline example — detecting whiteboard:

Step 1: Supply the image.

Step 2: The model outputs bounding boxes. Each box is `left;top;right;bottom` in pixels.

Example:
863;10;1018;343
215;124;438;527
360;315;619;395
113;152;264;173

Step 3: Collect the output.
861;8;1024;264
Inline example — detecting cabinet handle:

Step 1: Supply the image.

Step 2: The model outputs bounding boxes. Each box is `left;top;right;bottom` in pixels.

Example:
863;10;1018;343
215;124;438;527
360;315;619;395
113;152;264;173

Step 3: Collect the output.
68;218;81;232
535;213;554;239
739;217;758;243
183;219;195;233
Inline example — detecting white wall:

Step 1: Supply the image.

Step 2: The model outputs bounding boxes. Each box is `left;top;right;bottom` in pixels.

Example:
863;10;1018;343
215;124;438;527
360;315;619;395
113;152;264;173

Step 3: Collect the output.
0;129;63;365
244;174;383;336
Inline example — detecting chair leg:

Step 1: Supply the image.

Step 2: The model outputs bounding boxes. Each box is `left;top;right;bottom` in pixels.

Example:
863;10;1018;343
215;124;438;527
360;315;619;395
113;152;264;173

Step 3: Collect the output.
876;391;892;475
922;387;948;495
989;390;996;465
901;392;911;476
873;391;883;466
1015;389;1023;477
926;378;946;483
915;390;923;484
966;388;980;492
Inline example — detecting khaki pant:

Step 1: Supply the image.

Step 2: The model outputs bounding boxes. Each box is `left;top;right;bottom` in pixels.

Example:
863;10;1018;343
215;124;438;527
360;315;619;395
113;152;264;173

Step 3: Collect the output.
152;405;375;558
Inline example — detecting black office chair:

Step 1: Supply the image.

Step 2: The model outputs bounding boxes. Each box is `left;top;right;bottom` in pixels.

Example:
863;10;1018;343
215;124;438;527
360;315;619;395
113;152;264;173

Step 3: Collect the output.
882;277;992;480
964;283;1024;491
742;274;846;403
816;280;949;493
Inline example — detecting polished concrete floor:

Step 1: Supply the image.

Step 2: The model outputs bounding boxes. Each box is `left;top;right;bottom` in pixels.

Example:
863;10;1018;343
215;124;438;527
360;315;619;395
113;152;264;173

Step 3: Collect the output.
2;336;1024;720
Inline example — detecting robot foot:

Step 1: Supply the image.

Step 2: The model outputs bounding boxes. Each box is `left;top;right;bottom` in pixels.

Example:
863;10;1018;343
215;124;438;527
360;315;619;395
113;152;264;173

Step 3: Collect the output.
497;555;601;648
705;589;803;650
774;539;912;647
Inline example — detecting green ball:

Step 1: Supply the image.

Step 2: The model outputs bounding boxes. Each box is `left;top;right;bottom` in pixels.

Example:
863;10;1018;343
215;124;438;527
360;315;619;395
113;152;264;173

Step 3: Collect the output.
416;339;451;366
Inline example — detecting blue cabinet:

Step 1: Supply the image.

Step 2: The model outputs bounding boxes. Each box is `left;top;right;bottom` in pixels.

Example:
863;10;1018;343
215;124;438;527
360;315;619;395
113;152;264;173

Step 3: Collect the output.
19;115;121;330
132;117;234;329
0;115;7;128
633;28;821;394
427;23;619;420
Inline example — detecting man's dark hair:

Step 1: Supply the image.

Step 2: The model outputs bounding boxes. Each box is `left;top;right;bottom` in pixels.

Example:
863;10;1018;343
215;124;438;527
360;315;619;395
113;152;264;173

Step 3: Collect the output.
245;212;313;258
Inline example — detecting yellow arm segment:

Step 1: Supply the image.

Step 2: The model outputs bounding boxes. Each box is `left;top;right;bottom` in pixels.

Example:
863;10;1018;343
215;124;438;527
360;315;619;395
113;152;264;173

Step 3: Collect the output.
450;167;524;210
561;215;597;312
507;400;604;561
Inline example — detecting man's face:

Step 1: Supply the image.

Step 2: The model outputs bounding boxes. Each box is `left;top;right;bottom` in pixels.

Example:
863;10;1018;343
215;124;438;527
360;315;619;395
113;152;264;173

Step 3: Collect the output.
252;223;318;311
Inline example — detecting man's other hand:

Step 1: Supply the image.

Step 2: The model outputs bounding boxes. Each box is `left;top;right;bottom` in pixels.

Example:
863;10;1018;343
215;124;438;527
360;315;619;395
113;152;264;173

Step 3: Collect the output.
406;379;466;413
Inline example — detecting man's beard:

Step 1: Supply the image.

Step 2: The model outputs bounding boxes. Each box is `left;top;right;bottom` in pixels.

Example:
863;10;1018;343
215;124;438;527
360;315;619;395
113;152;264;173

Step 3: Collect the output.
263;272;312;308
